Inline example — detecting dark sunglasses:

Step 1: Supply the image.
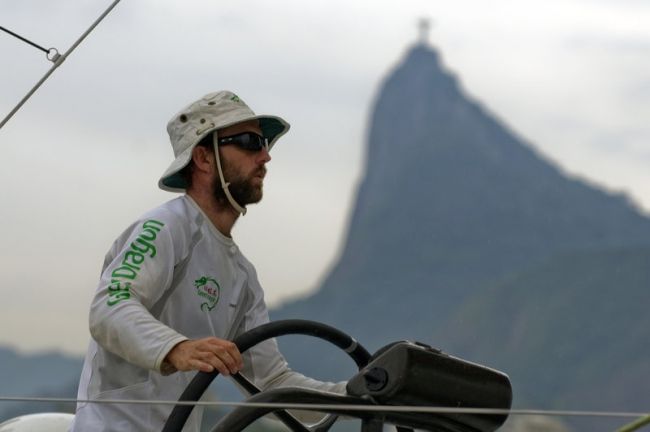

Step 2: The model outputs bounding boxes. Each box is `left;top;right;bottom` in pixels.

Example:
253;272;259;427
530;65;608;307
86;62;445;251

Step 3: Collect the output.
218;132;269;152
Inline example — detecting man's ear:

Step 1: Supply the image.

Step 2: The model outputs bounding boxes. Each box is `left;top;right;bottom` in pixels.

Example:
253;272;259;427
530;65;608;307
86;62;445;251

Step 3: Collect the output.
191;145;213;173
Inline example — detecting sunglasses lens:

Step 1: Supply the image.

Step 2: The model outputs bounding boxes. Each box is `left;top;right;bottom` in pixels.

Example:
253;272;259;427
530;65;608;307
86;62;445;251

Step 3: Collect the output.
219;133;267;151
241;133;259;150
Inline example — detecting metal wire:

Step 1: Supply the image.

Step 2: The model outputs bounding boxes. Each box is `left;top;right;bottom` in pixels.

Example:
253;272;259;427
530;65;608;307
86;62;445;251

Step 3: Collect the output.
0;396;648;420
0;0;123;130
0;25;51;55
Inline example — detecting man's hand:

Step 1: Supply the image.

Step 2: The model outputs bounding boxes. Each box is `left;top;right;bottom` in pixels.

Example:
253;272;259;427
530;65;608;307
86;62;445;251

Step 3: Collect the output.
165;338;244;376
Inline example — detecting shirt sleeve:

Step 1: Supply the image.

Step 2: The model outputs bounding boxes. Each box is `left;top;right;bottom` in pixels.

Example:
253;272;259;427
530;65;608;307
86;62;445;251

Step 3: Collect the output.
88;217;189;373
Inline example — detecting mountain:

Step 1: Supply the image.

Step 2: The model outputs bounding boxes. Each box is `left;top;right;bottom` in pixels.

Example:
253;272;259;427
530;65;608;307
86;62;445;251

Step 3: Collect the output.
441;247;650;404
271;42;650;429
0;347;82;421
439;247;650;430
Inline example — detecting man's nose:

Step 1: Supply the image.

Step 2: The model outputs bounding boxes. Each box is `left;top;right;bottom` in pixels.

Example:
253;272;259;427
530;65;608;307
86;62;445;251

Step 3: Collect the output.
259;147;271;163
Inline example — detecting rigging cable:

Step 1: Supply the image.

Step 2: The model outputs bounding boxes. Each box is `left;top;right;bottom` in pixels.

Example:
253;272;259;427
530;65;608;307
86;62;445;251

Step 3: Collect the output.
0;396;649;421
0;0;123;130
3;396;650;430
0;26;60;61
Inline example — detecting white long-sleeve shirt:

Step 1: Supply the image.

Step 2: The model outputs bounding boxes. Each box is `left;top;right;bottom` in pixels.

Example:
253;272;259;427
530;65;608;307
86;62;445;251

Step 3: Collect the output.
72;195;344;431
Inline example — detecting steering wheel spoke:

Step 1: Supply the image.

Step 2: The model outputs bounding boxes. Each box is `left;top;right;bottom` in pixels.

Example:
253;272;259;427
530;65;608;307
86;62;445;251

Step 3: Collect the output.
308;413;339;432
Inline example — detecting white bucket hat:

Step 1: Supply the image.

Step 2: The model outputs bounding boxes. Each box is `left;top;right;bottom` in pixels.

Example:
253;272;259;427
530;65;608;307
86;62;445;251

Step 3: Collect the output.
158;90;290;193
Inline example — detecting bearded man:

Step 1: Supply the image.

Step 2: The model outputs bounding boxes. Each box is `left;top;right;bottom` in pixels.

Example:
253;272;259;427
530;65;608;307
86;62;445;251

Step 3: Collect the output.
71;91;344;431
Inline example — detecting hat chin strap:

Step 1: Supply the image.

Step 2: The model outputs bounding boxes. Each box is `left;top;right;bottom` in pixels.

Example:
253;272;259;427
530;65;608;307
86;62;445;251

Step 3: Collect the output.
212;132;247;215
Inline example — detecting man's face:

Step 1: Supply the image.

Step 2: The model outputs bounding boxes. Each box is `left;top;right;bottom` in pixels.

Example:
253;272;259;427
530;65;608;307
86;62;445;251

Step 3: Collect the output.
211;120;271;206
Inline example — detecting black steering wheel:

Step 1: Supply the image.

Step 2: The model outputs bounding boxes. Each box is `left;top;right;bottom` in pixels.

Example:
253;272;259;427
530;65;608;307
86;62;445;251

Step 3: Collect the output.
161;319;371;432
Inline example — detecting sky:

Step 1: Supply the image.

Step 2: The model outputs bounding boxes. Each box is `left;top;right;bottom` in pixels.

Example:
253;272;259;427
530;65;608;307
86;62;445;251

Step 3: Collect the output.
1;0;649;355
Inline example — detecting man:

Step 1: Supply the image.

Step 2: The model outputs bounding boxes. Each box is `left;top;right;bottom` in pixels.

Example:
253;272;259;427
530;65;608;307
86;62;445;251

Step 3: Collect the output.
72;91;345;431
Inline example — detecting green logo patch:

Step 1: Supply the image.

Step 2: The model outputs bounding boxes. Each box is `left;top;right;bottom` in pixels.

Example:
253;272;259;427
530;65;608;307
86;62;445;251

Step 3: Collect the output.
107;219;165;306
195;276;221;311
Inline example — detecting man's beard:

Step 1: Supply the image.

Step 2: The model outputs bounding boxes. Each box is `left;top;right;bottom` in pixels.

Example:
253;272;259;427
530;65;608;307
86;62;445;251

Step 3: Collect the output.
212;162;265;209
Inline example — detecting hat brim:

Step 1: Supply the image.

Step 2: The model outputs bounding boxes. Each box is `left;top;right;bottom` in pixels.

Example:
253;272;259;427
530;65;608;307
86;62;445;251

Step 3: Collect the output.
158;114;289;192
